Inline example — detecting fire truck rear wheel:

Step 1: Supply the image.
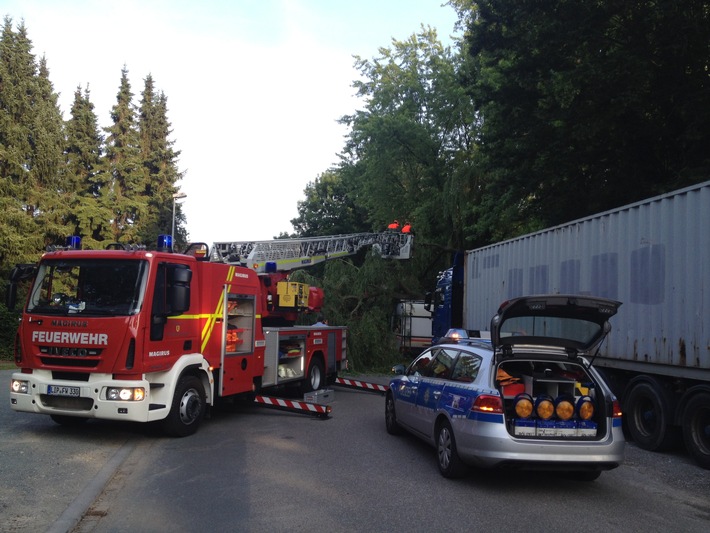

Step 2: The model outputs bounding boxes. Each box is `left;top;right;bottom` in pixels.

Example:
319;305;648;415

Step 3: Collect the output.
163;375;206;437
303;358;324;393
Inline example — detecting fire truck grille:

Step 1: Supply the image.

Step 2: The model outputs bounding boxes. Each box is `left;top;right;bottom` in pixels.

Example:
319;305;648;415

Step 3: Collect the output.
51;371;90;381
39;346;103;357
40;395;94;411
39;356;100;368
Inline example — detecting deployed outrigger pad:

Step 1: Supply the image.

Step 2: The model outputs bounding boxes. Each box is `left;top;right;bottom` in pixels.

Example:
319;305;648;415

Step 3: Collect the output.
254;395;331;419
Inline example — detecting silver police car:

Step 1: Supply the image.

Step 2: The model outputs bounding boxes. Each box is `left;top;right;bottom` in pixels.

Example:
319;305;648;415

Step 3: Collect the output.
385;295;625;480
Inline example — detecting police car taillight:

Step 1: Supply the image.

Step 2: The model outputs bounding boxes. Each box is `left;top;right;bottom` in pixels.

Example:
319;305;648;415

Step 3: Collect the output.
611;399;623;418
472;395;503;414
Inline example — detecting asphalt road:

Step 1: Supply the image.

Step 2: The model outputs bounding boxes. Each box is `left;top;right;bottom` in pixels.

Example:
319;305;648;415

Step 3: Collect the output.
2;369;710;533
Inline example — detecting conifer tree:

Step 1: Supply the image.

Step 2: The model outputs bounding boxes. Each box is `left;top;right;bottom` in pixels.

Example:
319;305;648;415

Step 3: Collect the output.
138;74;184;247
0;17;60;268
31;55;69;245
103;66;148;243
65;85;113;247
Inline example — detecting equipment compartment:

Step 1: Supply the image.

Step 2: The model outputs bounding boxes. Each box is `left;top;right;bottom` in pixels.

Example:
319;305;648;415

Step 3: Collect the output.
497;360;602;439
277;338;305;380
226;294;255;354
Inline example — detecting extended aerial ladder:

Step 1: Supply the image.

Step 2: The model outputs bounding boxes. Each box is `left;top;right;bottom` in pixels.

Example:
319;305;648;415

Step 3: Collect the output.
211;232;413;273
208;232;414;326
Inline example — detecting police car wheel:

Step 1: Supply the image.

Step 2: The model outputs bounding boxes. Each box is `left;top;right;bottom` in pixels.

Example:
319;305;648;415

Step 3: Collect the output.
436;420;467;478
385;392;403;435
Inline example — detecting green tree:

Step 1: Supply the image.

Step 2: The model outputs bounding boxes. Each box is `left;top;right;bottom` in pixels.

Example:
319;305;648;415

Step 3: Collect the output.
0;19;66;357
138;75;185;248
31;55;72;246
321;253;404;370
290;170;369;237
65;85;113;247
340;26;480;253
0;17;62;270
289;26;481;368
0;18;39;271
104;66;148;243
462;0;710;240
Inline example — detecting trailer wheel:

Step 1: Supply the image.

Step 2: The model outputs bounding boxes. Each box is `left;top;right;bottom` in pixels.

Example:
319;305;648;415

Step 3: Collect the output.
385;392;403;435
162;375;206;437
436;419;468;478
302;358;324;393
681;392;710;469
625;379;678;451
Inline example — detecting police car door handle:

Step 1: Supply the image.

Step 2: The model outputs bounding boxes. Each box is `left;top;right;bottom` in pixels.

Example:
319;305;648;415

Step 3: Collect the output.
433;391;441;399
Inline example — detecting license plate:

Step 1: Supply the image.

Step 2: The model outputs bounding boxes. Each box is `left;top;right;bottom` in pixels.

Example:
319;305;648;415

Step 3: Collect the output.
47;385;80;397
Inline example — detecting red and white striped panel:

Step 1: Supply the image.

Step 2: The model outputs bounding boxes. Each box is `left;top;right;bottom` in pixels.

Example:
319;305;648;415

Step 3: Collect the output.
334;377;389;392
254;395;331;416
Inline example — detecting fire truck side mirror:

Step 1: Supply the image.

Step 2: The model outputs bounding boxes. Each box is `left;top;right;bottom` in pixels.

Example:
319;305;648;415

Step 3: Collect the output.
5;264;37;310
6;282;16;310
166;264;192;315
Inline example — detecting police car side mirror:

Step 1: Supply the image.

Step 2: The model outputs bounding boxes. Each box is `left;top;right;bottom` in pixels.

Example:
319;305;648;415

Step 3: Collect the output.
392;364;406;375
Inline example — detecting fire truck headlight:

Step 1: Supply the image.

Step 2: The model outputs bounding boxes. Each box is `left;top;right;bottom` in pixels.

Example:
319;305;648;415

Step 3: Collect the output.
11;379;29;394
118;389;132;401
107;387;146;401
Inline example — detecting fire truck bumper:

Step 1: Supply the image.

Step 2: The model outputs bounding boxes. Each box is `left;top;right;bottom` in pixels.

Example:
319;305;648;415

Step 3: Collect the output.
10;370;159;423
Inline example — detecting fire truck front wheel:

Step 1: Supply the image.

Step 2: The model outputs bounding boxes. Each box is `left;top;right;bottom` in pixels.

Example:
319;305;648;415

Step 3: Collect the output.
162;375;206;437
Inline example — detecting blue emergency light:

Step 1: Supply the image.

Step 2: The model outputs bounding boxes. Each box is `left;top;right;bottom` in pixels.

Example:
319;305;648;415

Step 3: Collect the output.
66;236;82;249
158;234;173;252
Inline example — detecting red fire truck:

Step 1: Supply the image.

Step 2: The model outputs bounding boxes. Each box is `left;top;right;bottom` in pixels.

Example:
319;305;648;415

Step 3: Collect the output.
7;232;413;436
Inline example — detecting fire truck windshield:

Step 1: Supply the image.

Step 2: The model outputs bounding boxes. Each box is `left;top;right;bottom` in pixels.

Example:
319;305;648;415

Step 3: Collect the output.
27;259;149;316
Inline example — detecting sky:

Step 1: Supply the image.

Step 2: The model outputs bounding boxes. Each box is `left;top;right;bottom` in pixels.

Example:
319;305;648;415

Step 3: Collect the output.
3;0;459;243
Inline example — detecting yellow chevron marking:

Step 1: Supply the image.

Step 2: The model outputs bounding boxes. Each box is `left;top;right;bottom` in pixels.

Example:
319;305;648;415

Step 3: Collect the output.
199;266;234;353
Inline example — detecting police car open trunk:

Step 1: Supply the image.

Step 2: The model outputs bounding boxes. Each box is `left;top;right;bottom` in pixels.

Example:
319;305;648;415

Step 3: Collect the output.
490;295;622;440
